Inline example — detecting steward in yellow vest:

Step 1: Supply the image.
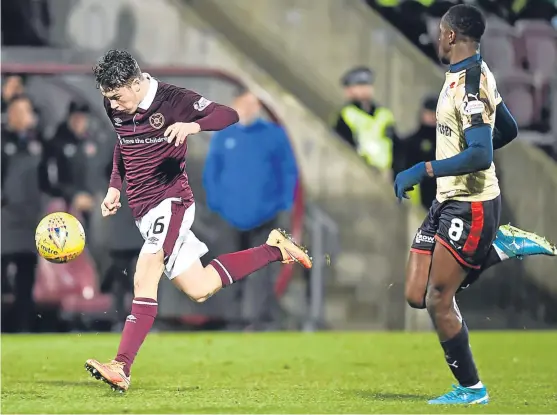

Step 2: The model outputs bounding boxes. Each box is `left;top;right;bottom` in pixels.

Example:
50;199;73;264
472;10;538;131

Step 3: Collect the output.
332;66;402;175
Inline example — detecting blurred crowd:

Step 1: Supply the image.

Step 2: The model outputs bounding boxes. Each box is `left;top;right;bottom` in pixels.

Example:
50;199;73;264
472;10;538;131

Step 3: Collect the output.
331;66;440;210
366;0;557;143
368;0;557;62
1;74;101;331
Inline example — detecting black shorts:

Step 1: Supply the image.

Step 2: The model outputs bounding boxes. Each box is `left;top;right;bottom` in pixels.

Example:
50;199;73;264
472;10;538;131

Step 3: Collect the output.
410;195;501;269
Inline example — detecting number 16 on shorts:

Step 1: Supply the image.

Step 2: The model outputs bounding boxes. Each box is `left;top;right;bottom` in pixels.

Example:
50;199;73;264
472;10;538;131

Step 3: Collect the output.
135;199;175;256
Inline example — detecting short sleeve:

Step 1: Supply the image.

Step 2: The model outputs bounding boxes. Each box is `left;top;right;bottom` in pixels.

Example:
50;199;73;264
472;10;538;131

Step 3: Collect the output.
493;84;502;106
454;82;492;131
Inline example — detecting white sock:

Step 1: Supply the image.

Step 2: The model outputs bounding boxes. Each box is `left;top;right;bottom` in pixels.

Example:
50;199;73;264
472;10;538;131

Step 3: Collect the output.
467;381;484;389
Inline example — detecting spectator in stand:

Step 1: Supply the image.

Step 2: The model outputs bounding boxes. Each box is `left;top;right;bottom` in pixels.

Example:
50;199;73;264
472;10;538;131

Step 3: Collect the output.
44;101;96;228
203;89;298;329
1;95;47;332
1;74;26;123
332;66;403;177
399;96;438;210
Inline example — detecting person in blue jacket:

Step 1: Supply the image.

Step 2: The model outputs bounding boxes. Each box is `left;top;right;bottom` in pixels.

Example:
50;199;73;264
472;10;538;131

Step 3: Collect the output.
203;89;298;329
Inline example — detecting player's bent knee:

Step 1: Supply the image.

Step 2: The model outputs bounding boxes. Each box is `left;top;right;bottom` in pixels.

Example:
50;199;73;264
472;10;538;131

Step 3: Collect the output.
425;284;453;314
406;292;426;309
405;278;427;309
172;272;215;302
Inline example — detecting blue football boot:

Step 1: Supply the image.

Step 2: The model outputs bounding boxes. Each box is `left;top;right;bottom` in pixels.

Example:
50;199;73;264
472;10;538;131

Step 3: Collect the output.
428;384;489;405
494;224;557;260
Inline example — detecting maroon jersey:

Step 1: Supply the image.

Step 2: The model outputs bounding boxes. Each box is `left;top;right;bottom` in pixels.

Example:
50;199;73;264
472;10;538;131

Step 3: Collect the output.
106;76;238;219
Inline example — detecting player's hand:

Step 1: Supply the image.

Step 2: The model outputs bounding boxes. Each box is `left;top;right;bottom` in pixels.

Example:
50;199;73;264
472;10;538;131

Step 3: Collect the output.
394;162;427;201
164;122;201;147
101;187;121;217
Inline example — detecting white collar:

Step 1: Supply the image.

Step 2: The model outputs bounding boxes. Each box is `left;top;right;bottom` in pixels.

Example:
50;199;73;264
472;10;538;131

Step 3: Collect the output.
137;73;158;110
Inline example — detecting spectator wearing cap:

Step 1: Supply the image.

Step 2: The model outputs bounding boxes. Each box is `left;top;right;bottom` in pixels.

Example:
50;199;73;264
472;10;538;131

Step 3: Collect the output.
399;95;438;209
332;66;403;176
44;101;96;227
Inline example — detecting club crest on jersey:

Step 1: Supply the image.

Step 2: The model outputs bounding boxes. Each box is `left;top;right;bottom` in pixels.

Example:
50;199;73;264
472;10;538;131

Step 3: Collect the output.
149;113;165;129
193;97;212;112
113;117;122;127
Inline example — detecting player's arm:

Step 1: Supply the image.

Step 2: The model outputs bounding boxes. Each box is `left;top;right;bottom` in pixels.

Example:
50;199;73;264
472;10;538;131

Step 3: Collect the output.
177;90;238;131
165;90;239;146
332;112;356;148
493;101;518;150
394;80;491;200
426;125;493;178
426;81;495;178
109;142;125;190
191;99;239;132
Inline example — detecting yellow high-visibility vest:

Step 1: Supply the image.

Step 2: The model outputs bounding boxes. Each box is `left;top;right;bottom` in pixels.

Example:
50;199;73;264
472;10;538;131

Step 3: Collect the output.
340;104;395;172
376;0;400;6
415;0;435;7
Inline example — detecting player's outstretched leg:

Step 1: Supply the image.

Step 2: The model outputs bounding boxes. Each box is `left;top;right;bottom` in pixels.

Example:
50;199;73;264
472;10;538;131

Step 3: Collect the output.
407;224;557;307
426;244;489;405
172;229;312;303
457;224;557;292
85;252;164;392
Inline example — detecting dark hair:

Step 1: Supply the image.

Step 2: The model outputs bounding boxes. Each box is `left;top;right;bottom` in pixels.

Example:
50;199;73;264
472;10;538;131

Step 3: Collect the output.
3;73;27;85
444;4;486;43
68;100;90;115
8;94;32;107
92;50;142;91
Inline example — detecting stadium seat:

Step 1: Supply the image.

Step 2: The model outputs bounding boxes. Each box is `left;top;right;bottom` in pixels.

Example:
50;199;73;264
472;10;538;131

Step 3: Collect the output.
515;19;557;79
482;18;521;72
496;71;537;127
426;17;441;48
33;199;113;322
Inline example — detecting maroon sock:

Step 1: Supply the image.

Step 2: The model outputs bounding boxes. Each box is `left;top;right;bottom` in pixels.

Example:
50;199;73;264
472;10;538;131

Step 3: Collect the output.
115;297;158;376
210;244;282;287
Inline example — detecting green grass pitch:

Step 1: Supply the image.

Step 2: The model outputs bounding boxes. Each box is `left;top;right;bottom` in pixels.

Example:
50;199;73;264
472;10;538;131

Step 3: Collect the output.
2;331;556;413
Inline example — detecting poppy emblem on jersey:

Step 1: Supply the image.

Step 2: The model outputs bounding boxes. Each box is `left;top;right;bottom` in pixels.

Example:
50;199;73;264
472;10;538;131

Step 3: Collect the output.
47;217;68;250
149;113;165;129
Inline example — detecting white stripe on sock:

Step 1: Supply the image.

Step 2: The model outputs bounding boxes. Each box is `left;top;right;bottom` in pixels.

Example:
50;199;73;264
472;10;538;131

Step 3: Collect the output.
468;381;484;389
453;297;463;323
492;243;509;260
132;299;158;306
212;258;234;285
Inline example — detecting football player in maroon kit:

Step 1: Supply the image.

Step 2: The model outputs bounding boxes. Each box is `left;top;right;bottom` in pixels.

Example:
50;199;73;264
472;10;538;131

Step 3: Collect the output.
84;50;312;392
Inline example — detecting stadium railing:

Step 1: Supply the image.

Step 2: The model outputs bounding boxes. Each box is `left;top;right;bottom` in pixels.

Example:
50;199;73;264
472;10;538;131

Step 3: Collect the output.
1;63;337;328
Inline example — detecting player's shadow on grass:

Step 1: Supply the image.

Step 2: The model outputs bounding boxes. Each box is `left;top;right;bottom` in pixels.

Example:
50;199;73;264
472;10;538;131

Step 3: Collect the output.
38;380;102;388
355;390;429;401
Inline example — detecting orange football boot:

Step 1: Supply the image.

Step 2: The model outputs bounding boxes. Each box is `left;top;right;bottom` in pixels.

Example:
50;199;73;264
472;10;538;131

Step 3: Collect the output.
266;228;312;269
85;359;130;393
